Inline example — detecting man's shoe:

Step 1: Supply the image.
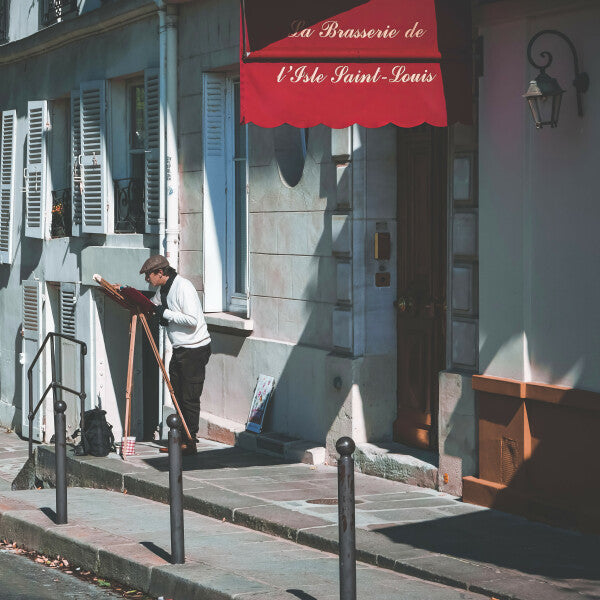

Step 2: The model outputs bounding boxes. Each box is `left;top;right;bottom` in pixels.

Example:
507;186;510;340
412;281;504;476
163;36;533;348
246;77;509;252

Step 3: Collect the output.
182;441;197;456
158;441;197;455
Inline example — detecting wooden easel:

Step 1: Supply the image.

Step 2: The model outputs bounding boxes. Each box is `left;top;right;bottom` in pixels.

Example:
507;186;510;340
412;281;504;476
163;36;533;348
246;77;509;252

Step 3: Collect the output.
93;275;193;459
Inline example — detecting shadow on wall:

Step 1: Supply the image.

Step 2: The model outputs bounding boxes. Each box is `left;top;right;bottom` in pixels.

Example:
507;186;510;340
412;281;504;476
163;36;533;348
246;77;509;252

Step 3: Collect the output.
254;123;353;449
0;265;9;290
12;327;22;425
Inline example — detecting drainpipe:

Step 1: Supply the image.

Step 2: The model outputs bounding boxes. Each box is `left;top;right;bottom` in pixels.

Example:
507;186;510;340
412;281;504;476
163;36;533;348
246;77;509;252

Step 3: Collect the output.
154;0;180;435
155;0;179;268
164;6;180;269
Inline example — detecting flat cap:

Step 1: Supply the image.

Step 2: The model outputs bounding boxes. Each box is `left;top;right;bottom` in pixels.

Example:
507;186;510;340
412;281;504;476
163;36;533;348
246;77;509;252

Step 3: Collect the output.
139;255;170;274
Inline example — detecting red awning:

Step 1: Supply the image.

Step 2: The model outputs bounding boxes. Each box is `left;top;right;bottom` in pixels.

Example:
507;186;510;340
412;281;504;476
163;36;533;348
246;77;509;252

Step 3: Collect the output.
240;0;472;128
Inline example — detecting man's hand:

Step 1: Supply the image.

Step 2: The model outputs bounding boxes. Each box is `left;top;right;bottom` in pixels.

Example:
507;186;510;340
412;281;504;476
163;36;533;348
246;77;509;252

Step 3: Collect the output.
155;304;169;326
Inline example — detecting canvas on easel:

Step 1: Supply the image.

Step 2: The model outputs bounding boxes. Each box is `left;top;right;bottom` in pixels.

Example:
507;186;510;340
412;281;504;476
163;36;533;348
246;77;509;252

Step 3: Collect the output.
246;375;275;434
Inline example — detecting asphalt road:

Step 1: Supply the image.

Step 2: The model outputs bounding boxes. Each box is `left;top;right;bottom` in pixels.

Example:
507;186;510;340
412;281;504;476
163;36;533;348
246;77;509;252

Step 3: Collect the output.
0;549;127;600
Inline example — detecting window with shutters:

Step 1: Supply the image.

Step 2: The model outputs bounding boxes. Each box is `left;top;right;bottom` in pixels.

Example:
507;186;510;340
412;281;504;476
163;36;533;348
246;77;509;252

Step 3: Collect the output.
202;73;249;315
0;110;16;263
112;71;160;234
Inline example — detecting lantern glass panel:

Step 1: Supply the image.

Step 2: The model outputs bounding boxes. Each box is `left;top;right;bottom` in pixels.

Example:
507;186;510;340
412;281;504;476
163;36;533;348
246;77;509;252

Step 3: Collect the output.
551;93;563;127
527;97;542;128
538;95;555;127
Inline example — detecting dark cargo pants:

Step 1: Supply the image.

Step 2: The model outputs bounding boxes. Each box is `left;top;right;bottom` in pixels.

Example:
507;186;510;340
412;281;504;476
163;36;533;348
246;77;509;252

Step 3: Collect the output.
169;344;211;437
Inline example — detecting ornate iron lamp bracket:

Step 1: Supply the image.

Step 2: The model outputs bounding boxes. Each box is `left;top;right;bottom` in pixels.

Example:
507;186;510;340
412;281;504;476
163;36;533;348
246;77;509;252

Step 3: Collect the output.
526;29;589;117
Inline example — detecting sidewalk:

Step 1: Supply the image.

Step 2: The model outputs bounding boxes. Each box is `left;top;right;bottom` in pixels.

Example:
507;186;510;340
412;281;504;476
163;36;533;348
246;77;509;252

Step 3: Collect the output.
1;428;599;600
0;488;489;600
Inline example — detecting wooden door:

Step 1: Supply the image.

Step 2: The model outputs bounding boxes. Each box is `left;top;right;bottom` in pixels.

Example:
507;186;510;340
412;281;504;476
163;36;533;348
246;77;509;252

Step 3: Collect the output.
394;125;447;450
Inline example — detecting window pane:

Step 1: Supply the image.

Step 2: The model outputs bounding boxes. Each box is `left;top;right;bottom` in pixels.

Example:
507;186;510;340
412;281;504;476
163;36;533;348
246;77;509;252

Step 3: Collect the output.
453;156;471;201
233;81;247;296
235;160;247;294
233;82;246;158
131;85;145;150
274;125;307;187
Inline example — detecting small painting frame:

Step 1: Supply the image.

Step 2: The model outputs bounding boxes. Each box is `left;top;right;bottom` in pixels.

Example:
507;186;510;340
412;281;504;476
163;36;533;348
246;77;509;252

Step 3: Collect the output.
246;374;275;433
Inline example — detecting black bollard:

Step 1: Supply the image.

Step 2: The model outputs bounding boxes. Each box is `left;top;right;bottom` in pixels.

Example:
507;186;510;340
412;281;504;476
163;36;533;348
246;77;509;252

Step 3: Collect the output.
167;414;185;564
336;437;356;600
54;399;68;525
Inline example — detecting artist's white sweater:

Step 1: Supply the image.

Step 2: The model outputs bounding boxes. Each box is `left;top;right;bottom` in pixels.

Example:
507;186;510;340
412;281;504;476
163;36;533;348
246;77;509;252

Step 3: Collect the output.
152;275;211;349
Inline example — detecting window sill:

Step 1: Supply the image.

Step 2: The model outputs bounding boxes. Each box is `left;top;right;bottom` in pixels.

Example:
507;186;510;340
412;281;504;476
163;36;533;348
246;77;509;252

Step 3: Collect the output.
205;312;254;336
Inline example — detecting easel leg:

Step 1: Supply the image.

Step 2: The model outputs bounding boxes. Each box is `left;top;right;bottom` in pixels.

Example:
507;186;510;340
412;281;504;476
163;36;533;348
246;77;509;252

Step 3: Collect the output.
123;313;138;460
138;313;193;442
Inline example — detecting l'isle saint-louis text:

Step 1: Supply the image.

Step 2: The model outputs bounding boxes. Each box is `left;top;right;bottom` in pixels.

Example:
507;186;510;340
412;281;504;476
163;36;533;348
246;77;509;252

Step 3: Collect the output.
276;65;437;85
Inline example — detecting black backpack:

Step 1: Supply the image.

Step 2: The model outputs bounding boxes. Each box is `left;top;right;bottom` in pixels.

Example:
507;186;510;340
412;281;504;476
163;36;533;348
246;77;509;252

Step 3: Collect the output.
74;408;115;457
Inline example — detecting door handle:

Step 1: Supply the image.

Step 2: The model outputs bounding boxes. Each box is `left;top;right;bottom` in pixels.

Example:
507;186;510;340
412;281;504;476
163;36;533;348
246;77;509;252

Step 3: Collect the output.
395;296;415;313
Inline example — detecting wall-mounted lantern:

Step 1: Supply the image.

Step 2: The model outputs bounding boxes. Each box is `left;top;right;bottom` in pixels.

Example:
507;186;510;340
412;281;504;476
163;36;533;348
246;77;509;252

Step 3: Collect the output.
523;30;589;129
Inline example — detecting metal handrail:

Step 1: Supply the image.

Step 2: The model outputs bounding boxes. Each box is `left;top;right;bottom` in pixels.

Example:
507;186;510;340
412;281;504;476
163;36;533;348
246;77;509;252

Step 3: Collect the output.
28;332;87;458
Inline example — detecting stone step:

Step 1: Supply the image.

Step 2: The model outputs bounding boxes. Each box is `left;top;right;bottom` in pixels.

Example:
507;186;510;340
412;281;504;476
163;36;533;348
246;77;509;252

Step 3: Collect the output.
236;430;327;465
354;442;439;490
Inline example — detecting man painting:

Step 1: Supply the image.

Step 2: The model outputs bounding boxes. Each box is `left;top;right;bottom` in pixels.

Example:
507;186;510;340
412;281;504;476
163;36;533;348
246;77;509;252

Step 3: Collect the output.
140;255;211;455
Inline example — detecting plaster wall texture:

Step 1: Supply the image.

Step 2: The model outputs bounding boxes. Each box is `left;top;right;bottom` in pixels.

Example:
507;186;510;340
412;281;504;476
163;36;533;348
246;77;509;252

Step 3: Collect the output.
479;5;600;392
478;19;528;382
0;14;159;429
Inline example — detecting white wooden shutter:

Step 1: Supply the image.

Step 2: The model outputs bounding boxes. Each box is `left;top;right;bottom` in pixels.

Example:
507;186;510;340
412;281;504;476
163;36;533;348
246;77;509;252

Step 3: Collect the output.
60;282;78;337
21;280;44;440
144;69;160;233
71;90;82;236
59;282;81;436
0;110;16;263
80;81;108;234
25;101;49;239
202;73;228;312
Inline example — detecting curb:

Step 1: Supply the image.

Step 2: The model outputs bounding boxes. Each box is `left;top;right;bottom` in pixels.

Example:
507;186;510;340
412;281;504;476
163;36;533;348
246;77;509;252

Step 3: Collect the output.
0;504;284;600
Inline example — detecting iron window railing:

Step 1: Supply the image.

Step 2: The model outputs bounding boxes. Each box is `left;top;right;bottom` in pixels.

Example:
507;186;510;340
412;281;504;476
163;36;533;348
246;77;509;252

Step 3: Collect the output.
0;0;8;44
114;178;145;233
51;188;72;238
43;0;77;27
